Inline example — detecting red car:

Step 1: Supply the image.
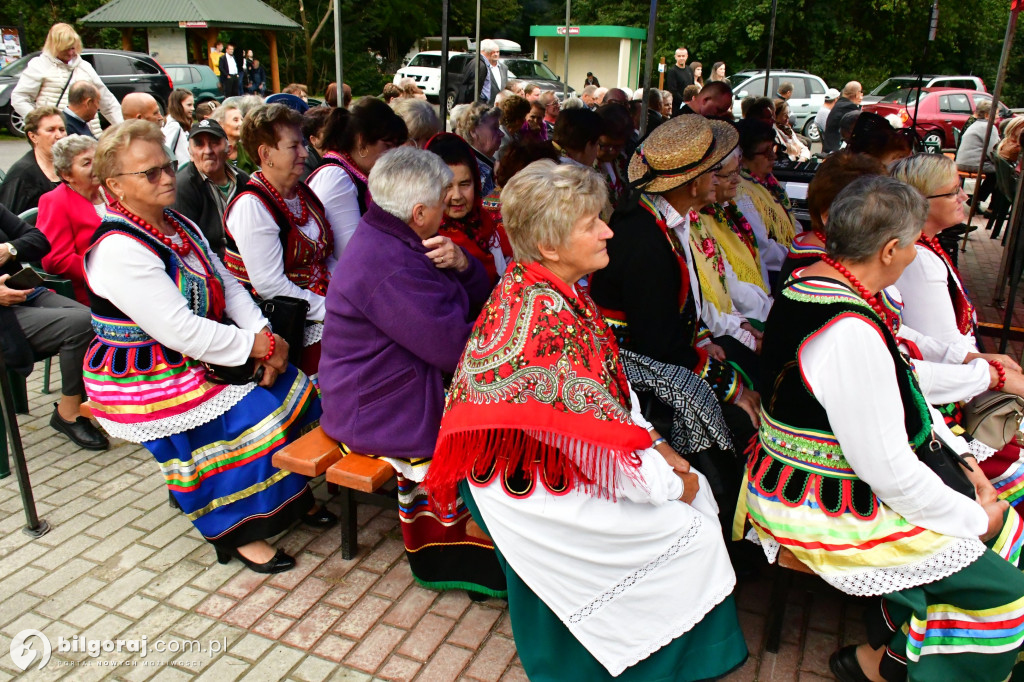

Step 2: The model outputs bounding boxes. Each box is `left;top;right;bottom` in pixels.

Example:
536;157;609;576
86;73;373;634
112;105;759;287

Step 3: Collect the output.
862;87;1013;148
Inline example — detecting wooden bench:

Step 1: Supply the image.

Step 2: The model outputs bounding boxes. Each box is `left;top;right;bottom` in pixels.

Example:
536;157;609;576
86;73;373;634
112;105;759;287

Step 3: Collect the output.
273;426;397;559
765;546;816;653
82;402;396;559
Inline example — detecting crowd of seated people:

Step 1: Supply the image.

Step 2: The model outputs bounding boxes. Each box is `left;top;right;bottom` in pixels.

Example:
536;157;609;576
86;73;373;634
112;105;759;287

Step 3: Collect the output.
8;24;1024;681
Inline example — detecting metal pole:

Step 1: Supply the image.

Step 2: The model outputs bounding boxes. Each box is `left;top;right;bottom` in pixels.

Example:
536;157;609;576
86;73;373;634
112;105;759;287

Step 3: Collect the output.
998;161;1024;352
763;0;778;97
0;352;49;538
333;0;343;104
563;0;571;99
474;0;481;105
911;2;940;141
638;0;658;138
965;8;1017;252
439;0;450;124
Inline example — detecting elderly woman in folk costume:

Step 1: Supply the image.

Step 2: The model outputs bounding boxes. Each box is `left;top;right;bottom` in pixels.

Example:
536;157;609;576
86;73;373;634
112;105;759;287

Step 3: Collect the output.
741;175;1024;682
223;104;335;380
425;160;747;681
892;153;1024;510
733;119;797;283
774;151;1024;518
689;147;772;382
425;133;512;283
84;120;324;574
589;116;762;533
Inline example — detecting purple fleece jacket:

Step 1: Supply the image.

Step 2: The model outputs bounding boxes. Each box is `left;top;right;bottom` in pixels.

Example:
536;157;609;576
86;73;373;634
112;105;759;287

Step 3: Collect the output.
319;203;491;459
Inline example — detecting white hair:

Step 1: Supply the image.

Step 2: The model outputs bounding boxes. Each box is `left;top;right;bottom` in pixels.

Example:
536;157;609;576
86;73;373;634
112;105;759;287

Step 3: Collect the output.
561;96;585;110
368;147;453;223
480;39;500;55
52;134;98;178
391;98;441;146
449;103;470;131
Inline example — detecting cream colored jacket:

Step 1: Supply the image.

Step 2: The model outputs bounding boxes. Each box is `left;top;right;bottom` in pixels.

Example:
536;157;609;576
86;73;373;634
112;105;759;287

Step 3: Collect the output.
11;53;123;135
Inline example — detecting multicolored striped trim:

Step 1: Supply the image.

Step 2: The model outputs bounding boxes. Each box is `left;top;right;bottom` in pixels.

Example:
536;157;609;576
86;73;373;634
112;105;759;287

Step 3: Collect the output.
991;459;1024;509
163;371;315;492
787;233;826;258
91;314;153;347
991;508;1024;565
759;411;856;479
783;278;873;309
906;594;1024;660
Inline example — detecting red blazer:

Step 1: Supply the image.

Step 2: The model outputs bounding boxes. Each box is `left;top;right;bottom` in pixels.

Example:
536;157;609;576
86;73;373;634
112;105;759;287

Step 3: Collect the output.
38;183;102;305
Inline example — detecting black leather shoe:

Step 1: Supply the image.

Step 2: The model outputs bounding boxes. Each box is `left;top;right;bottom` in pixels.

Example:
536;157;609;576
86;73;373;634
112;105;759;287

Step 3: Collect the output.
301;506;338;528
829;646;872;682
50;404;109;450
215;546;295;574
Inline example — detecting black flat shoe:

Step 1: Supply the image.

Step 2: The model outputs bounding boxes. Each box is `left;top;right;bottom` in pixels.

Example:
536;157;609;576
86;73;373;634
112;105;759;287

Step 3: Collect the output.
215;546;295;574
50;404;109;450
829;645;871;682
301;506;338;528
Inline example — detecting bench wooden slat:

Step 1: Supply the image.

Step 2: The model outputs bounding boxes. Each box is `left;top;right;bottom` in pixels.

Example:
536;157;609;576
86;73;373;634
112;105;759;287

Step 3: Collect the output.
777;547;815;575
326;453;395;493
272;426;345;477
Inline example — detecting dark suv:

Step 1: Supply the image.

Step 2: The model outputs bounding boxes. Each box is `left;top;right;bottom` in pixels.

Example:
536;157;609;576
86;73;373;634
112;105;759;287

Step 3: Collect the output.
0;49;173;136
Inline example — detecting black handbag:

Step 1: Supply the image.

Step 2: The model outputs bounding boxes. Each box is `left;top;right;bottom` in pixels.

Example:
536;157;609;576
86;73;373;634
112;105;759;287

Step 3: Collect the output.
259;296;310;365
915;432;976;499
203;359;265;385
201;316;267;385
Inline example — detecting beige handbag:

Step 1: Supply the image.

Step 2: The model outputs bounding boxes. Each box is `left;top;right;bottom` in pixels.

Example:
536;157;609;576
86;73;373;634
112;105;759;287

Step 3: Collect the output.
961;391;1024;449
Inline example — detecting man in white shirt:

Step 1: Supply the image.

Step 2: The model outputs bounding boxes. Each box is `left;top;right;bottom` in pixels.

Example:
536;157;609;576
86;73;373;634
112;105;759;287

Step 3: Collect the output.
218;44;240;96
465;39;508;105
814;88;840;141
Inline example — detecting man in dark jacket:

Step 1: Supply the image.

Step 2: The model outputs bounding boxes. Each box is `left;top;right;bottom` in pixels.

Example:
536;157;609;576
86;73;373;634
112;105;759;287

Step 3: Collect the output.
62;82;99;138
171;120;248;257
0;205;105;449
664;47;694;116
218;44;241;96
823;81;863;153
249;58;267;95
461;39;508;105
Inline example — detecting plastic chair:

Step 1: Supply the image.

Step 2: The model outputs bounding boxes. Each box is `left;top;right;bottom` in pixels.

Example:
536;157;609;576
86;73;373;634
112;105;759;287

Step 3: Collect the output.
27;267;75;394
17;207;38;226
991;152;1018;243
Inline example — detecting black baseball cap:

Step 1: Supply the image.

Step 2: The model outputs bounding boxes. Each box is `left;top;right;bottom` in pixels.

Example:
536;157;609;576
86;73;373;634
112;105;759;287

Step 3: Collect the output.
189;119;227;140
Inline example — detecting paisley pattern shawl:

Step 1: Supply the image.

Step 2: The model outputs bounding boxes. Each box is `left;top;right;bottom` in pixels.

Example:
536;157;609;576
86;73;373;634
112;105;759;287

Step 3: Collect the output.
426;261;651;511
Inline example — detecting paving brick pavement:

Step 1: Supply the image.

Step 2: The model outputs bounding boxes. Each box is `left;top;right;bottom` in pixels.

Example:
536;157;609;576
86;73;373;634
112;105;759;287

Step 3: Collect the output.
2;222;1023;681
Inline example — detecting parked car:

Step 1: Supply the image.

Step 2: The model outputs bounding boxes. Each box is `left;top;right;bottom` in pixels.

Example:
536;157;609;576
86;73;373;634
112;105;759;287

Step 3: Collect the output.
0;49;173;136
164;64;221;103
393;51;465;100
501;57;574;101
730;70;830;141
862;74;987;104
862;87;1012;148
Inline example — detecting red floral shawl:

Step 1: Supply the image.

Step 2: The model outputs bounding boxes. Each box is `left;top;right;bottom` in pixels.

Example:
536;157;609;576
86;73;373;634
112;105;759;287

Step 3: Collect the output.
426;261;651;510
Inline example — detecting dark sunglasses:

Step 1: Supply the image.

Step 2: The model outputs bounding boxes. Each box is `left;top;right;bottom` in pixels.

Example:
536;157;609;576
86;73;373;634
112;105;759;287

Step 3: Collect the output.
114;161;178;183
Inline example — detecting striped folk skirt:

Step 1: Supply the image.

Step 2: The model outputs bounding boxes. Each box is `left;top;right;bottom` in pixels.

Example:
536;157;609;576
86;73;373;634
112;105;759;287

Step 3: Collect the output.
868;509;1024;681
144;365;320;547
395;468;507;598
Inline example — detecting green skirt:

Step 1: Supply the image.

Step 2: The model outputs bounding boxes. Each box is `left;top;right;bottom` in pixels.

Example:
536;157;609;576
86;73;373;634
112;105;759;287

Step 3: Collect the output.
868;509;1024;682
460;481;748;681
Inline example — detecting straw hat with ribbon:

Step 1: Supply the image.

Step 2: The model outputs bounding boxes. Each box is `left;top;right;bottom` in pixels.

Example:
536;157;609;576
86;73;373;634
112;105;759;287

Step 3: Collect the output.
628;116;739;194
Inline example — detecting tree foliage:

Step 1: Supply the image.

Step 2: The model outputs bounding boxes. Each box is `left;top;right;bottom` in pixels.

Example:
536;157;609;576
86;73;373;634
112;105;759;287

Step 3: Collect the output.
2;0;1022;104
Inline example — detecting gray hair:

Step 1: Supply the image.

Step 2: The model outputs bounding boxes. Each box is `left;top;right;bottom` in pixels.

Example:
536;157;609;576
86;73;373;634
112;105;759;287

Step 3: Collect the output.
368;147;453;223
889;153;957;197
391;98;441;147
480;39;500;55
560;96;585;110
825;175;926;262
500;159;607;263
237;94;264;117
52;134;98;178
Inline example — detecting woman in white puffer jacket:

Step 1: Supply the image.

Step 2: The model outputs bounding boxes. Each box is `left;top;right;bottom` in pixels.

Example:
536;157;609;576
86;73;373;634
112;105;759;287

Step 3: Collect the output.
11;23;123;136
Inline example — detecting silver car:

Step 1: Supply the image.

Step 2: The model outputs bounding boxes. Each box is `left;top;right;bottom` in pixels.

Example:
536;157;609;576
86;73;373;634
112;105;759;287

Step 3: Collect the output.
730;70;830;142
